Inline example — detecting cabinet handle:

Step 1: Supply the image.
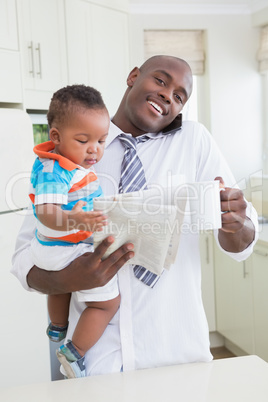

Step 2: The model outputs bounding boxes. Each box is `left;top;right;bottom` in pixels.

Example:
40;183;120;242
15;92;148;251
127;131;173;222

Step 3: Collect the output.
243;261;248;278
28;41;35;77
35;43;42;79
254;249;268;257
205;236;209;264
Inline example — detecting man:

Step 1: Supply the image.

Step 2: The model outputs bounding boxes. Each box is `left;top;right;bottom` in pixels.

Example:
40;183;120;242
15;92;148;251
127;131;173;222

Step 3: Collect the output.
12;55;257;376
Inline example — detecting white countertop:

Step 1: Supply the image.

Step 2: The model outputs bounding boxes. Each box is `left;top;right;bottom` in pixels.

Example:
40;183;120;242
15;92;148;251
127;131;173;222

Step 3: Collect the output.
1;355;268;402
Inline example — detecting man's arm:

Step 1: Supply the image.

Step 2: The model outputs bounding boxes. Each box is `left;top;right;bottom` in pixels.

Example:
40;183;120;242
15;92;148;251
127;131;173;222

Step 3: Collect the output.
216;177;255;253
27;236;134;294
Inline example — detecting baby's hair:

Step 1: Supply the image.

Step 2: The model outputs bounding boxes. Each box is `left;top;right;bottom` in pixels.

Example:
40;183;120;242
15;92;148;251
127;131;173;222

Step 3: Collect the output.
47;84;106;128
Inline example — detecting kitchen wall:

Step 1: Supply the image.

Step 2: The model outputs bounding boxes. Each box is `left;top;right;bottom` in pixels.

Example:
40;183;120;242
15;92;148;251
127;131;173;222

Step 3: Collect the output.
128;11;264;194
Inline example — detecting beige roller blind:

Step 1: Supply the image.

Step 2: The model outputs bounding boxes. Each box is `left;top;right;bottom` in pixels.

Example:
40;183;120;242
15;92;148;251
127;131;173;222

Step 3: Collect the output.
144;30;205;75
257;25;268;73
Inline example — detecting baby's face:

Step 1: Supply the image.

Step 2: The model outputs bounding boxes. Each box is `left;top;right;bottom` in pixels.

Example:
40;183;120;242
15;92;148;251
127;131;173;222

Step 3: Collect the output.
53;108;109;169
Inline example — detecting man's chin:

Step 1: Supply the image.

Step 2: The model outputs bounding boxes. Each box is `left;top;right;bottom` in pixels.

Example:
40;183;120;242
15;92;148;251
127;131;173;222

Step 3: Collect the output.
139;121;167;134
131;113;168;134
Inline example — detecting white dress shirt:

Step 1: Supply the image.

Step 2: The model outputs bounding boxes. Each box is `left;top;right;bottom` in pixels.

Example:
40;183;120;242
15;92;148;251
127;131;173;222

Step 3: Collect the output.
11;120;258;376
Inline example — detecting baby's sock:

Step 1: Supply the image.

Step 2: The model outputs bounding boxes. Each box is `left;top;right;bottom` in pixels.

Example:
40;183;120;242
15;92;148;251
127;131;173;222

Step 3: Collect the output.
46;322;68;342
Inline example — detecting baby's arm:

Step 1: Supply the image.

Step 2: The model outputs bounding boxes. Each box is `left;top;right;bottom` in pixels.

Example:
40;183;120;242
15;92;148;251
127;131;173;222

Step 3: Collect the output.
35;201;106;232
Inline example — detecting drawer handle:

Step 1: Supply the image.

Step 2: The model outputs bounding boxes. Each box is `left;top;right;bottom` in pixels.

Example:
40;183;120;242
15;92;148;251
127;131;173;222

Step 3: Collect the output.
206;236;209;264
28;41;34;77
35;43;42;78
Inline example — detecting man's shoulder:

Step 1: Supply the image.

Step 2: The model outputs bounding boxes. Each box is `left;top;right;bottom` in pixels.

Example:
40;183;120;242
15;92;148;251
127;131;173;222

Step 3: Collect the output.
180;120;211;139
181;119;205;130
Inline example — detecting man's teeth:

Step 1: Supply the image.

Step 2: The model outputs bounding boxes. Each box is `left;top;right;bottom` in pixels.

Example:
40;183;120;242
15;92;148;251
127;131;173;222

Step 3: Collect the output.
148;101;163;115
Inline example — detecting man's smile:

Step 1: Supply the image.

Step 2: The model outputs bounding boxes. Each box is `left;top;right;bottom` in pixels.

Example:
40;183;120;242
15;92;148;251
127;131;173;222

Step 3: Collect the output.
147;100;165;115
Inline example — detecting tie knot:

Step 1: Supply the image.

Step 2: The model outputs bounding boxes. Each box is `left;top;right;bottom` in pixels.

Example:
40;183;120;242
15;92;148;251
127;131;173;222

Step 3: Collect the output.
118;133;137;150
118;133;150;150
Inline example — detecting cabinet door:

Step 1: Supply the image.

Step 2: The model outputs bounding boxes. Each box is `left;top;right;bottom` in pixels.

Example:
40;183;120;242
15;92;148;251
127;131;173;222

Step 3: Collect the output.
214;241;254;354
65;0;130;115
252;245;268;362
0;0;18;50
0;0;23;102
0;109;35;211
88;4;130;115
200;232;216;331
29;0;67;91
17;0;68;108
0;50;23;103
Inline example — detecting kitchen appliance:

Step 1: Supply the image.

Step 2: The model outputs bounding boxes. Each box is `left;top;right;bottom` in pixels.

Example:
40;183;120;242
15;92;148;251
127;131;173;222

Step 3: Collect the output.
0;109;50;387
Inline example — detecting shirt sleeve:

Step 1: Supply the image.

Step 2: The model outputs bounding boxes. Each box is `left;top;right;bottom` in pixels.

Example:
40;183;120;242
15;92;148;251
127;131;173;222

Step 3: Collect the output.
34;171;70;206
11;205;40;292
195;123;259;260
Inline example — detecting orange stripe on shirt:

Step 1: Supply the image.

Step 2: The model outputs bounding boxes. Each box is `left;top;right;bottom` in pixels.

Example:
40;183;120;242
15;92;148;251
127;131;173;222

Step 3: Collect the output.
33;141;79;171
69;172;97;193
49;230;92;243
29;193;35;203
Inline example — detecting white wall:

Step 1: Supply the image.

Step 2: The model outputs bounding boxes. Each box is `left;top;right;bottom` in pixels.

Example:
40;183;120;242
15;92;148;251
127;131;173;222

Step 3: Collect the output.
129;12;263;187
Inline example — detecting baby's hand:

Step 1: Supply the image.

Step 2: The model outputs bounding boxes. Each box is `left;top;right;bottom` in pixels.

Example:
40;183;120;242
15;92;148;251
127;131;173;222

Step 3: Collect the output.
68;200;107;232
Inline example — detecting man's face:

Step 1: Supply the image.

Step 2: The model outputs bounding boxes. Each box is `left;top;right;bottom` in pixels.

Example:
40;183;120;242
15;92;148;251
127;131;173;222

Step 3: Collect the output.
124;57;193;135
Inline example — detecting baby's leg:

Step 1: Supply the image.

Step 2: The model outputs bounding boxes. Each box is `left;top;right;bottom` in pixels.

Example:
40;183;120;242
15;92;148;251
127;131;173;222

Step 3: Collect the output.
47;293;71;342
72;294;121;356
56;295;120;378
48;293;71;327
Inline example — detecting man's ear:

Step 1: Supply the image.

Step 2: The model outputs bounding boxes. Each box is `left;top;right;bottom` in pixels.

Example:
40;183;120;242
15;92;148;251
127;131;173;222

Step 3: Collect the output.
126;67;140;87
49;128;60;145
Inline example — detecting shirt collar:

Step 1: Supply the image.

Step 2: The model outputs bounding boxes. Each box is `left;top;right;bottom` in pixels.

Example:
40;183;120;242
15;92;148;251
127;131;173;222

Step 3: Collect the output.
33;141;80;171
108;113;182;144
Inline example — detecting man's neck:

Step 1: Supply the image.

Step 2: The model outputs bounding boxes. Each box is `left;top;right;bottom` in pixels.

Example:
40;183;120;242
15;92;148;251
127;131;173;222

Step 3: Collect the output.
111;112;182;137
111;115;146;138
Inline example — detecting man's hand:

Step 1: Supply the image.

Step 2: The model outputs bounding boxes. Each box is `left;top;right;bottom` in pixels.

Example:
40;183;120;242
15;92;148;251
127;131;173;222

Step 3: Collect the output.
215;176;255;252
27;236;134;294
216;176;247;234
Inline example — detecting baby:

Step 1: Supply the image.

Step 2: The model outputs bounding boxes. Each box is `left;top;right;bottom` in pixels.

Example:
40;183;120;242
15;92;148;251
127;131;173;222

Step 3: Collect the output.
29;84;120;378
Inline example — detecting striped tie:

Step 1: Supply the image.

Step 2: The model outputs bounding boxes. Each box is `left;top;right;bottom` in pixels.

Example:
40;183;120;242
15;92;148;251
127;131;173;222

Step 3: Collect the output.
118;133;160;288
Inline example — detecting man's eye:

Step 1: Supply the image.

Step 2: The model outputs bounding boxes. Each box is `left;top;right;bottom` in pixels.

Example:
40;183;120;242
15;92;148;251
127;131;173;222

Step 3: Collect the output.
175;94;183;103
155;77;164;85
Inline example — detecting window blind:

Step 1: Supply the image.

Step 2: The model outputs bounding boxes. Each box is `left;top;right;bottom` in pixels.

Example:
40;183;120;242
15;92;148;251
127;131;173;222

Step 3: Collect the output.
257;25;268;73
144;30;205;75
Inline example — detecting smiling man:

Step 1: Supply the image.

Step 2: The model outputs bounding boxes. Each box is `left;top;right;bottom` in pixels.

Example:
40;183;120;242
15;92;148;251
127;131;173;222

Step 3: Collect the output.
113;56;193;136
12;55;257;377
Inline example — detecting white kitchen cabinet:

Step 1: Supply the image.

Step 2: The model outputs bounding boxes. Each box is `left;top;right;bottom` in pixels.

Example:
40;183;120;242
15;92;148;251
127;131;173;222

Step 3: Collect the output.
65;0;130;115
0;0;23;103
88;0;129;12
0;212;51;387
0;0;18;50
214;241;255;354
252;244;268;362
16;0;68;109
0;109;35;212
0;50;23;103
0;109;51;387
200;231;216;331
